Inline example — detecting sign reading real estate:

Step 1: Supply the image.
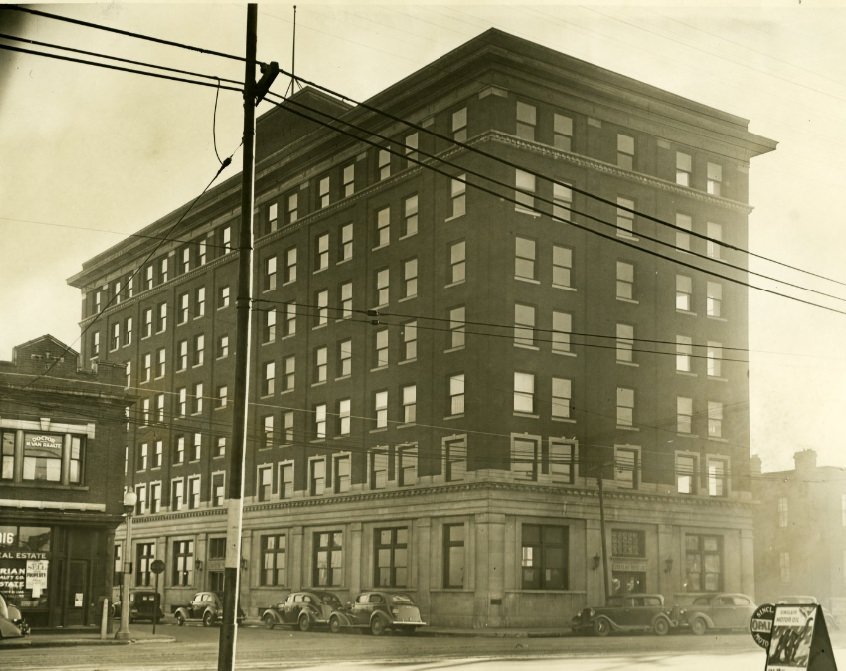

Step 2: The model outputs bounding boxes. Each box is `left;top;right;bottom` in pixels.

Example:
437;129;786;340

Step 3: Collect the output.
0;559;27;601
765;604;838;671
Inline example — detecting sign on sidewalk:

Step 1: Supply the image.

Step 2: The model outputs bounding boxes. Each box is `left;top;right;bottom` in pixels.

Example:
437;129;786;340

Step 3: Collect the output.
762;603;837;671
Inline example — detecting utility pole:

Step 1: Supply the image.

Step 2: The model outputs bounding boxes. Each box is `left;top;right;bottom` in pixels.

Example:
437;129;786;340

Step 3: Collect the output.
217;5;257;670
596;468;611;603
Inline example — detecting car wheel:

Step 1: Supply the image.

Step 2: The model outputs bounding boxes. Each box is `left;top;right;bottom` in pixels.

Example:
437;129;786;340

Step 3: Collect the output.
328;616;341;634
175;612;185;626
370;616;388;636
653;617;670;636
691;617;708;636
203;611;214;627
593;618;610;637
298;614;312;632
263;614;276;630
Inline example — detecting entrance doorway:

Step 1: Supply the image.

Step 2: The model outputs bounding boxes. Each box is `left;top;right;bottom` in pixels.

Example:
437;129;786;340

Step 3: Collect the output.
67;559;89;625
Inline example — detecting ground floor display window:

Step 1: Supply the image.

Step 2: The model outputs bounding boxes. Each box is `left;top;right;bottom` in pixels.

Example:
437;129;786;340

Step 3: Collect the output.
684;534;722;592
521;524;568;590
0;525;51;607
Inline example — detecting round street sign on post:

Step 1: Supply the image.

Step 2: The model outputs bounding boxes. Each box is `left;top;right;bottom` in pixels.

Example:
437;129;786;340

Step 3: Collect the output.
750;603;776;649
151;559;165;575
150;560;166;635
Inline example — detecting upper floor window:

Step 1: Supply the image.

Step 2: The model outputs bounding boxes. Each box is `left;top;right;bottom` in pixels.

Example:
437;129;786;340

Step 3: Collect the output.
707;162;722;196
707;457;728;496
552;183;573;222
267;202;278;233
616;197;635;238
514;371;535;414
553;246;573;289
375;268;390;307
616;387;634;427
617;133;634;170
334;453;351;492
378;148;391;180
402;320;417;361
616;261;634;300
707;221;723;259
264;256;277;291
403;258;418;298
449;240;466;285
448;306;465;350
708;401;724;438
676;152;692;186
676;335;693;372
553;113;573;151
2;430;86;485
451;107;467;142
403;195;418;237
284;247;297;284
676;453;698;494
616;323;634;363
448;373;465;416
677;397;693;434
318;176;330;208
515;169;535;211
676;275;693;311
552;311;572;354
707;342;723;377
444;438;466;481
614;446;639;488
398;445;417;486
339;223;353;262
514;303;535;347
402;385;417;424
286;192;298;224
315;233;329;271
516;101;537;141
707;282;723;318
515;237;536;281
676;213;692;251
375;207;390;248
450;176;466;218
778;497;788;528
404;132;419;165
551;377;572;420
342;163;355;197
374;391;388;429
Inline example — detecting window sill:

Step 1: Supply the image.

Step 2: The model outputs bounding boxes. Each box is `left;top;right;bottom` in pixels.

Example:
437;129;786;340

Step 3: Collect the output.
371;244;389;252
443;414;464;421
616;425;639;432
707;375;728;382
676;308;697;316
676;371;697;377
708;436;729;443
335;374;351;381
443;346;465;354
513;412;540;419
677;432;699;439
399;232;418;241
551;417;576;424
370;365;389;373
399;358;417;366
514;343;539;351
707;315;728;322
313;267;328;275
617;233;639;242
553;285;577;292
552;350;577;358
617;360;639;367
515;206;541;218
443;280;465;290
311;381;327;388
398;423;416;429
369;427;388;433
336;257;352;266
398;295;417;303
515;277;541;285
617;297;639;305
444;213;465;224
312;323;328;331
335;315;353;322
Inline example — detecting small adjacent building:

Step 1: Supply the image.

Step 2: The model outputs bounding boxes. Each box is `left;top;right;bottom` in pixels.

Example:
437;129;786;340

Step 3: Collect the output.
0;335;132;628
752;449;846;617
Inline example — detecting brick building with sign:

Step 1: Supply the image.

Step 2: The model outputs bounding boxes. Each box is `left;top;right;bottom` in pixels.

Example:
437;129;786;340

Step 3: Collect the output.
69;29;774;627
0;335;132;628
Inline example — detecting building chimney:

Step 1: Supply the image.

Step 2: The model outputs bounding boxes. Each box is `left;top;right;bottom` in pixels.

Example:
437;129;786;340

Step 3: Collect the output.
793;449;818;476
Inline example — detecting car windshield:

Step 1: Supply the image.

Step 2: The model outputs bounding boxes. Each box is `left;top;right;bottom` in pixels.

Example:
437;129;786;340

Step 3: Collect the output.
317;592;341;606
390;594;415;604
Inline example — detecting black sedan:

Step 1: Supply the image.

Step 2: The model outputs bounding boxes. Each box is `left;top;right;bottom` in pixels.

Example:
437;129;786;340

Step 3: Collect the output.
328;591;426;636
683;593;756;635
571;593;679;636
261;591;342;632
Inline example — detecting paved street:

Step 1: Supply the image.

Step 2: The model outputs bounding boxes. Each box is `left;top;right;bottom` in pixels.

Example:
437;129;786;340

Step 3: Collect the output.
5;624;842;671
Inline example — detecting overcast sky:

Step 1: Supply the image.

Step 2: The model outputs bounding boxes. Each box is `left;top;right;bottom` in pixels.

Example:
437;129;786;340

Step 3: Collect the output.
1;1;845;473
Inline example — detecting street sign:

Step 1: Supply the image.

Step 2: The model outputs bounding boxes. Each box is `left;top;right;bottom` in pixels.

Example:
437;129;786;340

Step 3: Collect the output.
764;604;837;671
752;603;776;649
150;559;165;575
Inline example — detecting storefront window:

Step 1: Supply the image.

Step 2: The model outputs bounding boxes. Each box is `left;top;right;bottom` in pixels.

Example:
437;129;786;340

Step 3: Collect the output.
684;534;722;592
0;525;51;607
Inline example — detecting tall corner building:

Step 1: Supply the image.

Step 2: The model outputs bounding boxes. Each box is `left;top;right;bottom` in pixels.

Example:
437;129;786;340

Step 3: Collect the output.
68;28;776;628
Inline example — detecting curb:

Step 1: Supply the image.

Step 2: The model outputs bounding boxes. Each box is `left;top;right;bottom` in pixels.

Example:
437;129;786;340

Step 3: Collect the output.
0;635;176;649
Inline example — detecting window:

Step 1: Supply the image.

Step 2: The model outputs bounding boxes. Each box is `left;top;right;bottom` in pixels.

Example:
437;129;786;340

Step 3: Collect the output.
318;176;330;208
707;457;728;496
677;397;693;434
676;213;692;251
443;524;465;588
338;339;352;377
180;246;191;274
262;309;277;343
158;257;168;283
262;415;274;449
140;398;150;425
707;342;723;377
374;328;389;368
398;444;417;485
136;543;155;587
611;530;645;558
261;534;286;586
313;346;327;384
339;222;353;261
676;335;693;372
176;389;187;417
309;458;325;495
313;531;342;586
134;483;147;514
192;382;203;414
178;292;189;324
171;478;184;511
217;334;229;359
514;371;535;414
616;261;634;300
378;147;391;180
284;246;297;283
172;539;193;586
214;437;226;459
676;454;698;494
448;240;465;285
154;396;165;424
402;320;417;360
263;256;277;291
403;258;418;298
553;113;573;150
315;289;328;326
614;446;638;488
515;169;535;211
283;356;295;392
617;133;634;170
676;151;692;186
616;388;634;426
282;411;294;443
188;475;200;509
512;436;539;480
778;497;788;528
191;433;201;461
12;431;86;484
676;275;693;311
444;438;466;481
375;268;389;306
213;474;226;506
142;308;153;338
370;449;388;489
451;107;467;142
154;347;165;378
192;334;204;367
707;282;722;317
685;534;722;591
707;221;723;259
616;197;635;237
515;237;536;280
110;322;120;351
551;377;572;419
552;182;573;222
342;163;355;197
516;101;536;140
707;162;722;196
194;286;205;317
550;440;575;483
286;192;298;224
149;481;161;512
221;226;231;254
315;233;329;271
552;246;572;288
144;264;154;290
449;374;465;415
334;454;351;493
337;399;351;436
708;401;723;438
283;302;296;336
257;465;272;501
403;195;418;237
279;463;294;499
780;552;790;584
314;404;327;439
404;132;418;164
216;385;228;409
137;441;149;470
176;340;188;371
267;202;278;233
374;391;388;429
174;435;185;464
552;311;572;353
262;361;276;396
522;524;567;590
91;331;100;357
514;303;535;347
374;527;408;588
450;176;466;218
616;324;634;363
448;306;465;349
402;385;417;424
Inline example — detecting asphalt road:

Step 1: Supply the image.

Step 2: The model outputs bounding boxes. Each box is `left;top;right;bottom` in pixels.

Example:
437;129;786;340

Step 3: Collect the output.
2;624;841;671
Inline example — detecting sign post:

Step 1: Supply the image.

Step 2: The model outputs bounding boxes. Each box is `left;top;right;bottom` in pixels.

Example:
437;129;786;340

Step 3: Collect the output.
151;559;165;635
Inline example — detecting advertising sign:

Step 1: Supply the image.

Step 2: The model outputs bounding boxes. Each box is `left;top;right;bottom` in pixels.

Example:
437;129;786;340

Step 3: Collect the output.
0;559;26;601
752;603;776;649
765;604;837;671
25;560;49;598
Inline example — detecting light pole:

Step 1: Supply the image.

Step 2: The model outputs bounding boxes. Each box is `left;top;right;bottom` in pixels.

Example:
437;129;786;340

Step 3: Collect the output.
115;488;137;640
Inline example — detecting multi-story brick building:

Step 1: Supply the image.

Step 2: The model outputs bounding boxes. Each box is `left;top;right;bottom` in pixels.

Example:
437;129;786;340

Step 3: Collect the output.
0;335;131;628
67;29;775;627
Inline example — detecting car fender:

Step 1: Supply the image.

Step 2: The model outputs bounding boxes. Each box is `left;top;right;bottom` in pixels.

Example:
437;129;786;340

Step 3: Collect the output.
203;607;219;623
688;611;715;628
330;610;356;627
174;606;190;619
262;608;283;624
594;615;618;631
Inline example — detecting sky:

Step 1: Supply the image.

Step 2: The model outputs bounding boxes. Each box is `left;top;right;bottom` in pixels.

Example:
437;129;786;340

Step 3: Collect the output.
1;1;845;473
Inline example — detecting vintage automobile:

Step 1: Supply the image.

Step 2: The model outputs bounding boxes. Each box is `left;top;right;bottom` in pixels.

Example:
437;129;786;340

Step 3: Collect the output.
173;591;245;627
112;590;165;623
776;596;839;630
571;593;680;636
328;591;426;635
682;592;757;635
261;591;342;631
0;593;29;638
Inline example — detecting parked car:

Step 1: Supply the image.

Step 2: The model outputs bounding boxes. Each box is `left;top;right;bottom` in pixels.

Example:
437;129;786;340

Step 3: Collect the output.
682;593;757;635
571;593;680;636
112;590;164;623
0;593;28;638
173;592;245;627
328;591;427;635
262;591;342;631
776;596;839;631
